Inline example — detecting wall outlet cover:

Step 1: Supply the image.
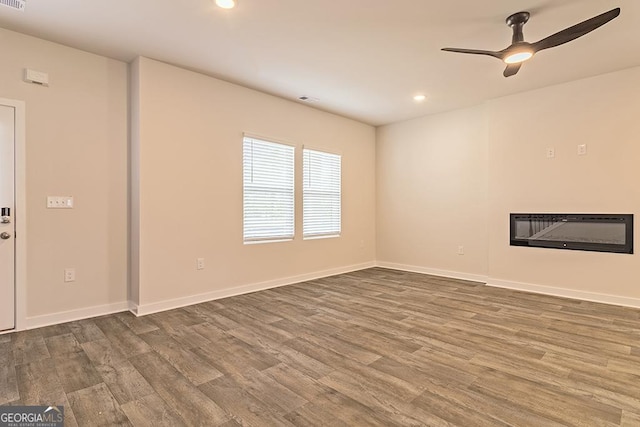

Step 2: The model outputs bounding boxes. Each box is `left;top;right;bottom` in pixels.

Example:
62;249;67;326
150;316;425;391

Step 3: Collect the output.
64;268;76;282
546;148;555;159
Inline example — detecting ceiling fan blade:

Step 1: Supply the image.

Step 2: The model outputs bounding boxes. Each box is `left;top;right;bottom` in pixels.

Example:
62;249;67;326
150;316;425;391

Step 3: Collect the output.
504;63;522;78
441;47;502;60
532;8;621;52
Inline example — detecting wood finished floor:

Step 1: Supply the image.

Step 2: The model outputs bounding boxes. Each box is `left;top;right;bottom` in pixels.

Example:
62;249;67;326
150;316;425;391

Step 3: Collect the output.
2;268;640;426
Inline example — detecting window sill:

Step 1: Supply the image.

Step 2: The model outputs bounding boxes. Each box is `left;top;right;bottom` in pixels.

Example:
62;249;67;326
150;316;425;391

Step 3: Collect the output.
303;234;341;241
243;238;293;245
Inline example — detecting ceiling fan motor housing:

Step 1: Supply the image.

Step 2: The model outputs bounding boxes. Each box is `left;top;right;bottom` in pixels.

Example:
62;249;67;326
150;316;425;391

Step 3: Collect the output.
506;12;530;43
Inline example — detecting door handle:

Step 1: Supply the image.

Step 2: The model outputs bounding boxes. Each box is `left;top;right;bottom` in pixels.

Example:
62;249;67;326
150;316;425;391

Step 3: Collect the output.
0;232;11;240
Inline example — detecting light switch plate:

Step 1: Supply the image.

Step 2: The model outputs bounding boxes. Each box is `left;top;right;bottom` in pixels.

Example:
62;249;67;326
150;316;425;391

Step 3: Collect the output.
47;196;74;209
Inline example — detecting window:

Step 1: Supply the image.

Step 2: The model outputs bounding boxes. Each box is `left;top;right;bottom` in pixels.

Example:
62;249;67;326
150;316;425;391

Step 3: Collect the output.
243;136;294;243
303;148;341;238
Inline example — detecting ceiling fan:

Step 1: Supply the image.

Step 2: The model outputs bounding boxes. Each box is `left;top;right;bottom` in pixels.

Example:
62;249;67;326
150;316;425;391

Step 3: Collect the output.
442;7;621;77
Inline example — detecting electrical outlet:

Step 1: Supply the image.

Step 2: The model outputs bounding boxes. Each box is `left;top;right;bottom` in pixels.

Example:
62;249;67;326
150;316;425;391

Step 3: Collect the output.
546;148;555;159
196;258;205;270
64;268;76;282
577;144;587;156
457;246;464;255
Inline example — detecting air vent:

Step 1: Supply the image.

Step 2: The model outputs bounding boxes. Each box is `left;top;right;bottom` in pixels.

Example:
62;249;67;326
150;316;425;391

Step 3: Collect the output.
0;0;26;11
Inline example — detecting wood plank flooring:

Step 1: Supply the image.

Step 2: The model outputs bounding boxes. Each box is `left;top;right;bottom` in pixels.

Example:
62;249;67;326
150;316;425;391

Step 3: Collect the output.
2;267;640;426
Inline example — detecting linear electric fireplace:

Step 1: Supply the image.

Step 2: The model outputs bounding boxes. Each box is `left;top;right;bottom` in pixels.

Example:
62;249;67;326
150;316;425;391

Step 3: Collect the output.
510;214;633;254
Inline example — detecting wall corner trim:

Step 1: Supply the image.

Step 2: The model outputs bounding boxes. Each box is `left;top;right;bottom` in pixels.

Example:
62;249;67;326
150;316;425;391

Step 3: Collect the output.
134;261;377;317
127;300;139;316
486;278;640;309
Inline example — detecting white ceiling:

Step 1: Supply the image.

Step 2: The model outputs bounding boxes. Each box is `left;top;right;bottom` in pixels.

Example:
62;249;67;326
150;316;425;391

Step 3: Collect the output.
1;0;639;125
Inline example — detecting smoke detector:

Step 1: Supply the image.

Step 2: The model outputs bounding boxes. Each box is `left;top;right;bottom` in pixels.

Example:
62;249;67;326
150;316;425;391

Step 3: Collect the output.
0;0;26;11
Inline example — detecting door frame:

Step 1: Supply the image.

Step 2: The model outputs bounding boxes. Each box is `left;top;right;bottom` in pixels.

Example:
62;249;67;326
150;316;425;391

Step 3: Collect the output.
0;98;26;332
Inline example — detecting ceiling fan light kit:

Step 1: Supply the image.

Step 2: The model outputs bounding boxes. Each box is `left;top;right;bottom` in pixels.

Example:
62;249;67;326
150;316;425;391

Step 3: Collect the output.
504;50;533;64
442;7;621;77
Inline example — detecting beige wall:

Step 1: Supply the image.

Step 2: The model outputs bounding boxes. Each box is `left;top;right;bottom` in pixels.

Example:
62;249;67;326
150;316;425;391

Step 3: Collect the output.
377;66;640;300
487;67;640;297
0;28;129;320
132;57;376;309
376;106;488;278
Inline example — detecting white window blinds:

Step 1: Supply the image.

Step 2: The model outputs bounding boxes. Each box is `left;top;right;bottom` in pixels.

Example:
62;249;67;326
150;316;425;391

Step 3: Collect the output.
303;148;341;238
243;136;295;243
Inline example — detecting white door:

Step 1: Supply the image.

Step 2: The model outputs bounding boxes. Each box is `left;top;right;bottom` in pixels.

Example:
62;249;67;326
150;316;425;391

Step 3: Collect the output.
0;104;15;331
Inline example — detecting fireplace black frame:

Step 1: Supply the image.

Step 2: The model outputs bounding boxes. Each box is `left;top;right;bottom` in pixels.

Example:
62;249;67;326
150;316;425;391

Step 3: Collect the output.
510;213;634;254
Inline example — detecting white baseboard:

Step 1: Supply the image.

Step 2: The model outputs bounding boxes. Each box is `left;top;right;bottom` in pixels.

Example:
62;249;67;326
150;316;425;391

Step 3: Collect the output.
486;278;640;309
132;261;377;316
376;262;640;309
22;301;130;331
14;261;640;330
376;261;487;283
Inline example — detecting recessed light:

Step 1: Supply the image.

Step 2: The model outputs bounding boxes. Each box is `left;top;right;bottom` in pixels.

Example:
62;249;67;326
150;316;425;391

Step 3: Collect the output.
215;0;236;9
298;96;319;103
413;94;426;102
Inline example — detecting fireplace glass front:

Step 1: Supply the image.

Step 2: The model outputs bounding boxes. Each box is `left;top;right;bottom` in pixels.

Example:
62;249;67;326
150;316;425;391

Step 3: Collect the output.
510;214;633;254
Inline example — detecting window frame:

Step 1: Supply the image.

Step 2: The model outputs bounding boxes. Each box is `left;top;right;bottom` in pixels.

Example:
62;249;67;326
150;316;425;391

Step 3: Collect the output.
302;147;342;240
242;135;296;244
